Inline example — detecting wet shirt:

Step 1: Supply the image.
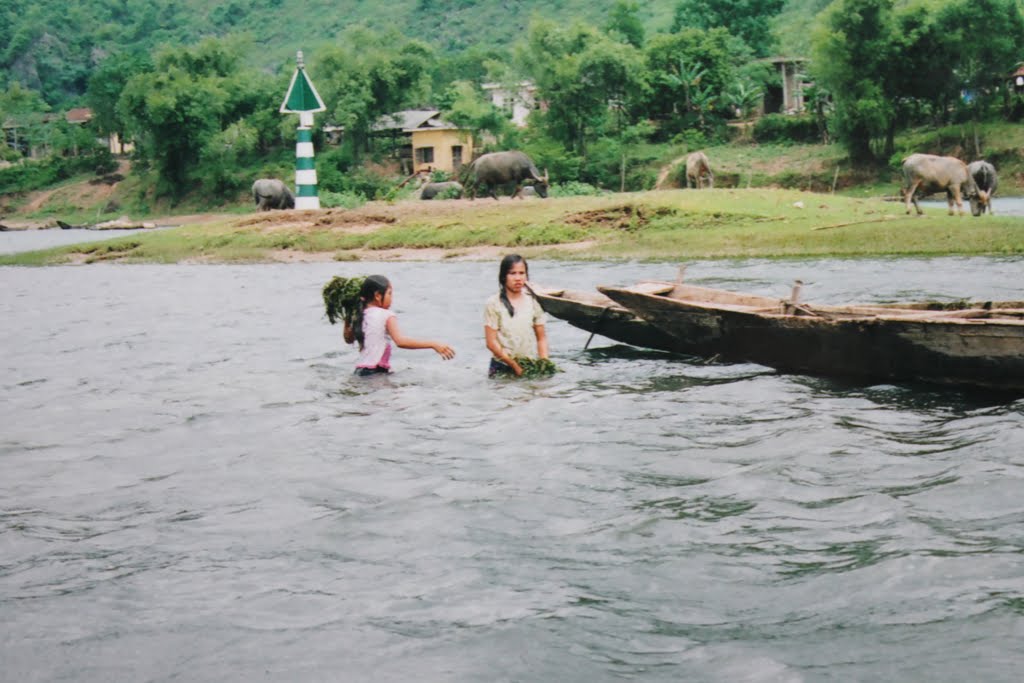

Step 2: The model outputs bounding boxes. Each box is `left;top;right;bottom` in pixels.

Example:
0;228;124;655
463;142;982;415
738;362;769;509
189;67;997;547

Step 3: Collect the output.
484;292;546;360
357;307;396;369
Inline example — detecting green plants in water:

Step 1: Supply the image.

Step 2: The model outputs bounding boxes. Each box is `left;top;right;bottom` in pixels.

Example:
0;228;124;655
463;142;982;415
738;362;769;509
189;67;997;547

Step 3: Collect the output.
322;276;366;326
502;357;561;378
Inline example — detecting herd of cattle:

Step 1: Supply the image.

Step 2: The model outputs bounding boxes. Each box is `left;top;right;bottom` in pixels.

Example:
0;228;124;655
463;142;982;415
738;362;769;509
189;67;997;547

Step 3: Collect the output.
252;149;998;217
901;153;997;217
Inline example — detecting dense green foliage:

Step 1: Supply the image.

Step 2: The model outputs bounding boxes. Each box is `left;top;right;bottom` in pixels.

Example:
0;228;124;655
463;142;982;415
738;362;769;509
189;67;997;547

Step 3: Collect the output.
3;0;1024;204
812;0;1024;160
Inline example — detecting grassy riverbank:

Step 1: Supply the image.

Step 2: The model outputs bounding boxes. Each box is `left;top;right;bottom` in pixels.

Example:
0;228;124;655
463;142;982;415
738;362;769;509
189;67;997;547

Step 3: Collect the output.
3;189;1022;266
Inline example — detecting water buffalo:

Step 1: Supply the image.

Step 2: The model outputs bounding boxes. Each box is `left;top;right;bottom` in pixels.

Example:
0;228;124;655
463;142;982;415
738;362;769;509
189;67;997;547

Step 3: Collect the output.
252;178;295;211
967;160;997;216
419;181;463;200
465;151;549;200
685;151;714;189
901;154;977;216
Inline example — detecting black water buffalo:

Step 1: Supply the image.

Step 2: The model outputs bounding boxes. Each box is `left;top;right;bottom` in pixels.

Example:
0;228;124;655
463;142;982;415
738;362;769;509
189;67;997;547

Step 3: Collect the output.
967;160;997;216
419;181;463;200
465;151;549;199
901;154;977;216
252;178;295;211
685;151;714;189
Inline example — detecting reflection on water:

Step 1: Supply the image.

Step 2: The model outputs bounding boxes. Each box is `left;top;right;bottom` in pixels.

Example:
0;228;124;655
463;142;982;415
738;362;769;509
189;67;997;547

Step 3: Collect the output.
917;195;1024;216
1;258;1023;682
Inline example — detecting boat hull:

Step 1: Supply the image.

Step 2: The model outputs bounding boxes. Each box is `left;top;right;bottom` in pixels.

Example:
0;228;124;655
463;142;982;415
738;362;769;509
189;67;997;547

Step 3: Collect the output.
531;285;687;354
599;285;1024;393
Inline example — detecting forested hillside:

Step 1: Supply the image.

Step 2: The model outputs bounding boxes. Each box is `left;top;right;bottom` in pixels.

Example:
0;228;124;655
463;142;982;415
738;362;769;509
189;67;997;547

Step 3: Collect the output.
2;0;1023;213
1;0;673;106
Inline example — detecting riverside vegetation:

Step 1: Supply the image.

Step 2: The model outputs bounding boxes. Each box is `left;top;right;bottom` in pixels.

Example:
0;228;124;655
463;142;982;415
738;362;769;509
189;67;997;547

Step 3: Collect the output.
3;186;1022;266
3;1;1023;265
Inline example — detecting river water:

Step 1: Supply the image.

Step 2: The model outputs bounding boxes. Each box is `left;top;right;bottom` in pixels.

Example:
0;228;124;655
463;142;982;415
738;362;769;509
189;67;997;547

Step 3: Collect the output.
0;228;156;256
2;257;1023;682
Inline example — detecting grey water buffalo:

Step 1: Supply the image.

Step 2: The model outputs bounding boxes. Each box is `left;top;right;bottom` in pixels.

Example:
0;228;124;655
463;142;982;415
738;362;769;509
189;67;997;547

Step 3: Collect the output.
252;178;295;211
685;151;714;189
419;181;463;200
465;151;549;199
901;153;977;216
967;160;997;216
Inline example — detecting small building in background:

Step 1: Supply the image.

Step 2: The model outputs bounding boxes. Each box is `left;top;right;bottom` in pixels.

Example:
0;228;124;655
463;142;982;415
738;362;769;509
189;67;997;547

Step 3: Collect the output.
1010;63;1024;93
482;81;538;128
3;107;134;158
760;58;810;115
372;109;473;175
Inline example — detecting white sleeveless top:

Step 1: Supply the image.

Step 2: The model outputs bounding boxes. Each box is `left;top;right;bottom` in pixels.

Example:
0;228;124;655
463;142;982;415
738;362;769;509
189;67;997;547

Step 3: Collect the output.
356;307;396;369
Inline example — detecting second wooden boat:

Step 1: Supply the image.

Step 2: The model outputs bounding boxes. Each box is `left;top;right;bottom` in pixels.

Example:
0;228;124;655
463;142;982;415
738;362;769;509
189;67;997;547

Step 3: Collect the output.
597;281;1024;392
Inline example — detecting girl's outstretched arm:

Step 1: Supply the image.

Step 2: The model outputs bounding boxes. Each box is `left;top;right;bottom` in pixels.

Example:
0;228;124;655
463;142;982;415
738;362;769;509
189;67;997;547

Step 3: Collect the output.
535;324;549;359
485;325;523;376
386;316;455;359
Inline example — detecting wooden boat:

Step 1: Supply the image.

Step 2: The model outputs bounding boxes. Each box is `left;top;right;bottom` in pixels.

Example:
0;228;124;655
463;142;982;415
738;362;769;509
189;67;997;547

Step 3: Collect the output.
530;283;691;354
597;280;1024;392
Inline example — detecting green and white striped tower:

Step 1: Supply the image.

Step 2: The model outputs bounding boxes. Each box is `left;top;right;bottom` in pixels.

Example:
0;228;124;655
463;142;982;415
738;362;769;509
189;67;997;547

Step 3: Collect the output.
280;51;327;210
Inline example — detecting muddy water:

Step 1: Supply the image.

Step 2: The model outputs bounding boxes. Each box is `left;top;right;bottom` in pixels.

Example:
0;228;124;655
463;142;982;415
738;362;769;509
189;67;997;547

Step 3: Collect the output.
2;259;1023;682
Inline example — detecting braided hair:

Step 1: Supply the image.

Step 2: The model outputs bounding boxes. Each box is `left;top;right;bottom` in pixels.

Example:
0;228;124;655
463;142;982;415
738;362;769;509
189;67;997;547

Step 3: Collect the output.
498;254;528;316
351;275;391;350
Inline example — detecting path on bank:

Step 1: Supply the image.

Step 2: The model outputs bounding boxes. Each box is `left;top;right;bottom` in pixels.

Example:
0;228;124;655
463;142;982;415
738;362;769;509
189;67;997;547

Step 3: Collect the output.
654;155;688;190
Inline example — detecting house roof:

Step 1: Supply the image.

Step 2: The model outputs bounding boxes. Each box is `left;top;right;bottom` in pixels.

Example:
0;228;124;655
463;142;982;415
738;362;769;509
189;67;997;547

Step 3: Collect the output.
372;109;465;133
65;107;93;124
406;116;461;133
760;56;809;65
373;109;440;132
481;80;536;91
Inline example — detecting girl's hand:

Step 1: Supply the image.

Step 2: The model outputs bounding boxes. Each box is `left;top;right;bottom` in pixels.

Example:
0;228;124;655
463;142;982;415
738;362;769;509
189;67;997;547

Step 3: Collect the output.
434;343;455;360
509;359;524;376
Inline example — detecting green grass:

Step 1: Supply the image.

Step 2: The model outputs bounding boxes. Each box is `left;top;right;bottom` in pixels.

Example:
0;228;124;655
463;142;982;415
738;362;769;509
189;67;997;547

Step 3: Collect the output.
4;189;1021;266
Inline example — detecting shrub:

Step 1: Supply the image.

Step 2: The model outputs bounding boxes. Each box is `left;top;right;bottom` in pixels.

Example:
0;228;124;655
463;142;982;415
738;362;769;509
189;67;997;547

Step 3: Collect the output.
753;114;821;144
548;181;605;197
320;191;367;209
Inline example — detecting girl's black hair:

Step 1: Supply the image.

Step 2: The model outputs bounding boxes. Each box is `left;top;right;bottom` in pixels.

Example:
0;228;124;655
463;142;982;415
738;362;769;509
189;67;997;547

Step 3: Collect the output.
498;254;528;316
351;275;391;350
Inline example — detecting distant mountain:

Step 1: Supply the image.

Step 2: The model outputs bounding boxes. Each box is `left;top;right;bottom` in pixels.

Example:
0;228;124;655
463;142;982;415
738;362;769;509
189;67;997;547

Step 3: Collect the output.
2;0;835;108
1;1;678;103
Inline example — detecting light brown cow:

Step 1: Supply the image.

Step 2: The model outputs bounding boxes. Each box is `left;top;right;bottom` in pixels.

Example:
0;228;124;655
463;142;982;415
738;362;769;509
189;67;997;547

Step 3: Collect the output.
685;151;714;189
901;153;977;216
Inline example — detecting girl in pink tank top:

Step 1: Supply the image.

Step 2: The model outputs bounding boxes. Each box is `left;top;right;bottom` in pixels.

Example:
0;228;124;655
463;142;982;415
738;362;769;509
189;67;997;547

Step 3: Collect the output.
345;275;455;376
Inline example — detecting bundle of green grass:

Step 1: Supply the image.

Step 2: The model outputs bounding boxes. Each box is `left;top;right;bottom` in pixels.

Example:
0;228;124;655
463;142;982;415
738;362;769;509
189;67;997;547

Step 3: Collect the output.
505;357;561;379
322;276;366;327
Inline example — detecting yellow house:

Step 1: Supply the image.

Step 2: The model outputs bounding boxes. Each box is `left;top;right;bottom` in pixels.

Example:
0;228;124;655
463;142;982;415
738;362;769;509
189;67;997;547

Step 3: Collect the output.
408;119;473;175
370;110;475;175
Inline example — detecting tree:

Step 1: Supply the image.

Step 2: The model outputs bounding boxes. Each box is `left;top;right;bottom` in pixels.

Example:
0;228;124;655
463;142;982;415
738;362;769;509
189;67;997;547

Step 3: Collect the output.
315;27;434;163
672;0;785;57
644;28;746;137
605;0;645;48
935;0;1024;121
86;51;152;138
441;81;510;145
520;20;646;156
811;0;897;161
119;36;277;196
